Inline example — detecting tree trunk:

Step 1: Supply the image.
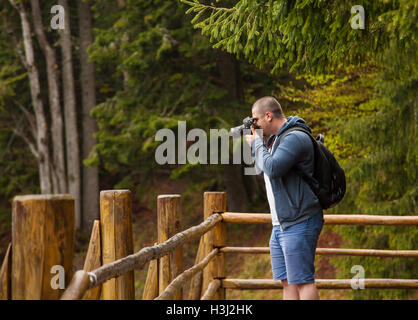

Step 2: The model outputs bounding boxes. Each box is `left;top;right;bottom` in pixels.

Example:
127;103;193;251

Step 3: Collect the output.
59;0;82;229
217;51;250;212
77;0;100;232
117;0;130;85
9;0;52;194
30;0;67;194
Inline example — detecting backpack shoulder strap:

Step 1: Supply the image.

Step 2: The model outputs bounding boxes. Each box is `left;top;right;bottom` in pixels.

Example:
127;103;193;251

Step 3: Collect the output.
276;127;319;192
276;127;314;145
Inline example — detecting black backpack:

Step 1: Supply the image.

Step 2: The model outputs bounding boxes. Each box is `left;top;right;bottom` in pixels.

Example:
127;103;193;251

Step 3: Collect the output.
277;127;346;209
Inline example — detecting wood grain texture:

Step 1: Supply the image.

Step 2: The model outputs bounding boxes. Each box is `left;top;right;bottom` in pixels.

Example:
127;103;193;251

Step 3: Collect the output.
91;213;222;287
82;220;102;300
100;190;134;300
221;213;418;225
142;242;159;300
221;278;418;289
142;258;159;300
155;249;218;300
202;192;226;300
0;243;11;300
201;279;221;300
188;237;205;300
11;194;75;300
324;214;418;225
220;247;418;258
60;270;90;300
157;195;182;299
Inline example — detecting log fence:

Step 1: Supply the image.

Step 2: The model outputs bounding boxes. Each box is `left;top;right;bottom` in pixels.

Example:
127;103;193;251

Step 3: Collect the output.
0;190;417;300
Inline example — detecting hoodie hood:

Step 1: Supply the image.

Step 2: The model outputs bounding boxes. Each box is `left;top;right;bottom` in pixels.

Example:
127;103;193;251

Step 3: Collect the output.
266;116;311;148
276;116;311;137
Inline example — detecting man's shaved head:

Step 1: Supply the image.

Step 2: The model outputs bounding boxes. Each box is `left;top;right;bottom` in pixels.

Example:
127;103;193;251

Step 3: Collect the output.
252;96;285;119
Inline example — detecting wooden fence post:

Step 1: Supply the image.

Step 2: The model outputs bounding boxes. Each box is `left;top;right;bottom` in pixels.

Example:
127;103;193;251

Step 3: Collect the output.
157;195;182;300
82;220;102;300
11;194;75;299
142;243;159;300
100;190;135;300
0;243;12;300
188;237;205;299
202;192;226;300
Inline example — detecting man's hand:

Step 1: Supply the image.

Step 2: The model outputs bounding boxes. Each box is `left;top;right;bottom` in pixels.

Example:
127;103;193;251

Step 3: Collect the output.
244;125;261;147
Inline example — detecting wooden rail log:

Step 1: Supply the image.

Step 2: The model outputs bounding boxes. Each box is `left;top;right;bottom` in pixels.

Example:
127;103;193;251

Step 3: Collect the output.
60;270;91;300
90;213;222;288
220;247;418;258
324;215;418;225
317;248;418;257
220;247;269;254
221;213;270;224
221;213;418;225
155;249;218;300
201;279;221;300
221;278;418;290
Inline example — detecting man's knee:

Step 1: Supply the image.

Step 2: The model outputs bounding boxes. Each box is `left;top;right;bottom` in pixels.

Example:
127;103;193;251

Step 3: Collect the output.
281;279;297;288
282;279;315;287
296;282;315;289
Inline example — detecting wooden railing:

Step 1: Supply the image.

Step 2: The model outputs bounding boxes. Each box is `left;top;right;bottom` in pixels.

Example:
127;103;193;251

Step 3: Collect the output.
61;196;223;299
217;211;418;292
59;192;229;300
1;190;417;300
63;191;418;300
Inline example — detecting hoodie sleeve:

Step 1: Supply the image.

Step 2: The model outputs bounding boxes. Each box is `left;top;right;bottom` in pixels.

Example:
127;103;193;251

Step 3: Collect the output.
253;132;306;179
250;139;263;175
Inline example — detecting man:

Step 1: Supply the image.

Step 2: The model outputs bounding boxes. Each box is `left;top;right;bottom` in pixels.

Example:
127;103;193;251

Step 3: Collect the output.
245;96;324;300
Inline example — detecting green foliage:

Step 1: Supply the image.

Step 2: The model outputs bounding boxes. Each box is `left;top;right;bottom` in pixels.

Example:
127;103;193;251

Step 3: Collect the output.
87;0;278;190
182;0;417;74
331;71;417;299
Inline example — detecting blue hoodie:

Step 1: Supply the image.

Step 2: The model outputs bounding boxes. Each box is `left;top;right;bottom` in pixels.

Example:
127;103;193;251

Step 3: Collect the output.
251;116;323;230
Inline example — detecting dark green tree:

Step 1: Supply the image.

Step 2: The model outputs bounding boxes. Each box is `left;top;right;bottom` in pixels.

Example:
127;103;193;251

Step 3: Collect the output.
86;0;284;212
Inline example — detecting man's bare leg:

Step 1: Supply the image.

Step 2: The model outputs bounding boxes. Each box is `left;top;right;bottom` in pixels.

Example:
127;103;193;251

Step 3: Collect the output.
282;279;300;300
297;283;320;300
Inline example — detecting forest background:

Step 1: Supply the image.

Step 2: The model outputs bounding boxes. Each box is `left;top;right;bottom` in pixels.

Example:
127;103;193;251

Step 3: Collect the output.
0;0;416;299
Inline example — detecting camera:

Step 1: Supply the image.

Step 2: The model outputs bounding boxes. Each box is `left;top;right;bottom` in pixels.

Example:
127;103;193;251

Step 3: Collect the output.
230;116;260;137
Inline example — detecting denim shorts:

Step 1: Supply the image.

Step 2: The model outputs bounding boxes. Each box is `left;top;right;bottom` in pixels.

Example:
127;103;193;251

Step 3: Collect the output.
269;213;324;285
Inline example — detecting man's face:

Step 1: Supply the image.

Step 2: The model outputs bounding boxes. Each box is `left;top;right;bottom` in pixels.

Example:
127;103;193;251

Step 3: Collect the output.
252;108;270;137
